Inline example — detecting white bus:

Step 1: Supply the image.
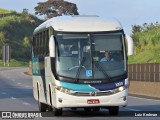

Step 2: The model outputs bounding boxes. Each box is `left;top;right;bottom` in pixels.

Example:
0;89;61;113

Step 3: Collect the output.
32;15;134;116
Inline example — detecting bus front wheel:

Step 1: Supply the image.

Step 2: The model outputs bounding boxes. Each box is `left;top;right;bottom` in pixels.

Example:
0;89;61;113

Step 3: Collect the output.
53;107;62;116
49;87;62;116
108;106;119;115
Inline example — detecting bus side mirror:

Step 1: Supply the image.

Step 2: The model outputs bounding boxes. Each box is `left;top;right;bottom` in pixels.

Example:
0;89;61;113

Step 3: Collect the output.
49;35;55;57
125;34;134;56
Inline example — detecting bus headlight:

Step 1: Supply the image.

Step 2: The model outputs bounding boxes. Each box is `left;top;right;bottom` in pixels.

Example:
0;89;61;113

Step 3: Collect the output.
55;86;74;95
118;86;125;92
113;86;127;93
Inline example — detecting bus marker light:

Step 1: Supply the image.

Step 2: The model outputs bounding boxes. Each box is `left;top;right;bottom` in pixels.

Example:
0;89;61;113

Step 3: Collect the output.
58;98;63;103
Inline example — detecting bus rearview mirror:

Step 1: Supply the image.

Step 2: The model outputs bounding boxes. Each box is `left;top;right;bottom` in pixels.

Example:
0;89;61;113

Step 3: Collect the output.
125;34;134;56
49;35;55;57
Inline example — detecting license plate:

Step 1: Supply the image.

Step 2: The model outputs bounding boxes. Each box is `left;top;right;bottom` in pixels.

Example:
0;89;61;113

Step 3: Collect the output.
87;99;100;104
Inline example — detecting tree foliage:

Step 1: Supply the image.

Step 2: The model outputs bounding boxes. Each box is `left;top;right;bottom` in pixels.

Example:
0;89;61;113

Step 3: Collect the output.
0;32;6;44
23;36;30;47
131;22;160;49
0;9;43;60
130;22;160;63
34;0;79;18
22;8;29;14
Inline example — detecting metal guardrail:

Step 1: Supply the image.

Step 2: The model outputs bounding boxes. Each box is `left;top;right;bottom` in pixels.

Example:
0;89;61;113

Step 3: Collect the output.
128;63;160;82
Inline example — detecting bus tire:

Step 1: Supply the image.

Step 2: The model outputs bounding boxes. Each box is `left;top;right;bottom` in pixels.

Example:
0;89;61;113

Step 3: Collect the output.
38;101;48;112
37;89;47;112
108;106;119;115
49;87;62;116
53;107;62;116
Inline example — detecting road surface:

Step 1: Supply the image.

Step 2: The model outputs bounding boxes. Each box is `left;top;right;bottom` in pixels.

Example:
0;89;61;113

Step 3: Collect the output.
0;67;160;120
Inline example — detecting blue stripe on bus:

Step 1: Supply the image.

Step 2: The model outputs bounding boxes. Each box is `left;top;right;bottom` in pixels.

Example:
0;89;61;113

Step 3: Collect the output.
60;81;97;92
60;80;125;92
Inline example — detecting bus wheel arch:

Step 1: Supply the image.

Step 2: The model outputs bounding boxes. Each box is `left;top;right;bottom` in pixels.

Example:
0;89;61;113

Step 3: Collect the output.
37;83;39;100
49;85;52;105
49;84;62;116
37;82;47;112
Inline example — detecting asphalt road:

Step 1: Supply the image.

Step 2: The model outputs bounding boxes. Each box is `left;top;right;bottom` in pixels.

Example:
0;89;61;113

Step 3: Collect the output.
0;67;160;120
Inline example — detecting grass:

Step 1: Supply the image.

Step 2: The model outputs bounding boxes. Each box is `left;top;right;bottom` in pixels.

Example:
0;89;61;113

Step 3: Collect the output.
0;59;29;67
0;8;43;61
0;8;13;14
128;45;160;64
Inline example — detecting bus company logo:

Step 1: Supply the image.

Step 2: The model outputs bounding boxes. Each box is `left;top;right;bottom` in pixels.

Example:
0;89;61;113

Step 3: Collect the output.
90;92;96;96
2;112;12;119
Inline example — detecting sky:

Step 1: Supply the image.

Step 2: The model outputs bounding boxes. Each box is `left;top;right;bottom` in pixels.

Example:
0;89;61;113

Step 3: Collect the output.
0;0;160;35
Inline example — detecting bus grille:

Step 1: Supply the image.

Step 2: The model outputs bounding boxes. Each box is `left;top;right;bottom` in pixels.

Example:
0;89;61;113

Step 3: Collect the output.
72;90;115;96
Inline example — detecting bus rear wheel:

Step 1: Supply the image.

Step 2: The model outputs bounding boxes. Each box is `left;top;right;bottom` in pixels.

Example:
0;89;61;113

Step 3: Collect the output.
37;89;48;112
108;106;119;115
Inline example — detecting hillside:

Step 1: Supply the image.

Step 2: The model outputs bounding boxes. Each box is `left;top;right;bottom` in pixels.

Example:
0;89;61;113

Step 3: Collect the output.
1;8;160;65
0;8;43;63
128;22;160;64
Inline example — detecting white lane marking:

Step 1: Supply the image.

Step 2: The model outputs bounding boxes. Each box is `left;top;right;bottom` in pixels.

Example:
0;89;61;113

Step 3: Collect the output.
10;97;16;100
1;92;7;95
25;86;31;88
18;83;22;85
129;96;160;102
23;102;31;106
124;107;141;111
11;79;15;81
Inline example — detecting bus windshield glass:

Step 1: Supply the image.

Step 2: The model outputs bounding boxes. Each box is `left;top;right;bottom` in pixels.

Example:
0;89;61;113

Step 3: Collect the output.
55;33;126;82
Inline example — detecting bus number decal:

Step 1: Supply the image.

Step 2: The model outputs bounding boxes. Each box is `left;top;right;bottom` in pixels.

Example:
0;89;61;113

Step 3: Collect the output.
115;82;123;87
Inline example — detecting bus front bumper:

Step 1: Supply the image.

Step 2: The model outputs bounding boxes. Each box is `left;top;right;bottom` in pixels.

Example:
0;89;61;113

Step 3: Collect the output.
54;89;128;108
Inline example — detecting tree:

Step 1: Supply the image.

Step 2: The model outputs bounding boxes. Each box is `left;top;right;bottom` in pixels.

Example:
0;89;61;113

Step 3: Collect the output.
132;25;142;33
22;8;29;14
22;36;31;59
23;36;30;47
34;0;79;18
0;32;6;44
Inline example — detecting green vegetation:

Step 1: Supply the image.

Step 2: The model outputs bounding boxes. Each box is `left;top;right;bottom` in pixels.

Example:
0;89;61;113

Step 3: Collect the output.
0;8;43;66
0;8;13;14
1;8;160;65
0;59;28;67
129;22;160;64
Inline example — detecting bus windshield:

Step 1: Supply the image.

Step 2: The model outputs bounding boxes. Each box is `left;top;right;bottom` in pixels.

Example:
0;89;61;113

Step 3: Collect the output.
55;32;126;83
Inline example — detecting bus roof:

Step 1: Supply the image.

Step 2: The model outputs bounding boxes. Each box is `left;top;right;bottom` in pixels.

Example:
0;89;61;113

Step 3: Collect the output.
34;15;123;34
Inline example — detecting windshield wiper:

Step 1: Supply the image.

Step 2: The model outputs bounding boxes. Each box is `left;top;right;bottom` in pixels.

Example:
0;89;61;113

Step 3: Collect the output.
75;56;86;83
95;61;112;81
